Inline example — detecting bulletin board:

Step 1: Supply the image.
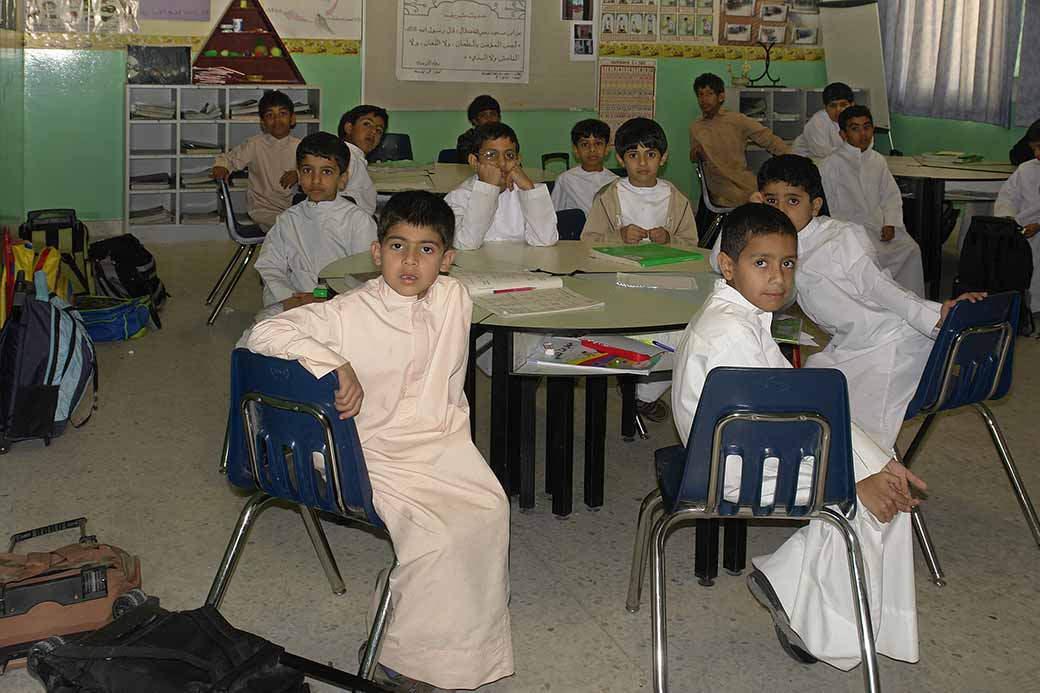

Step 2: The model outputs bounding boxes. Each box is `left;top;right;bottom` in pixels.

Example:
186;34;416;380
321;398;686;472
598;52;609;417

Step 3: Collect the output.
718;0;820;47
363;0;597;111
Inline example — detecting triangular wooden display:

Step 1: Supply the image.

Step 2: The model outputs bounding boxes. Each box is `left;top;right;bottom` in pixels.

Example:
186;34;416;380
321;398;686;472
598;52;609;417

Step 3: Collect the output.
192;0;304;85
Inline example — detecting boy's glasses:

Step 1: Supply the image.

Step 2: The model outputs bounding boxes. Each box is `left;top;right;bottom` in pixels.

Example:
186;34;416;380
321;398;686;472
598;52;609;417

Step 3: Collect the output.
478;150;518;163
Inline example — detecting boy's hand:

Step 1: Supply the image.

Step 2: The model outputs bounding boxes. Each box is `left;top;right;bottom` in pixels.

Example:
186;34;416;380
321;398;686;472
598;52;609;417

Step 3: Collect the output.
857;468;918;523
880;225;895;242
210;165;230;181
476;159;505;188
333;362;364;419
281;292;325;310
939;291;988;325
621;224;649;244
1023;223;1040;238
648;227;670;244
280;169;299;189
883;459;928;500
506;164;535;191
689;141;704;162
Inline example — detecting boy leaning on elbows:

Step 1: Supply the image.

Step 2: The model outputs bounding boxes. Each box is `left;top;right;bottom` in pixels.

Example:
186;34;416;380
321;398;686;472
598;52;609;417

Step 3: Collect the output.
252;132;376;323
444;121;559;250
338;104;388;217
211;90;300;231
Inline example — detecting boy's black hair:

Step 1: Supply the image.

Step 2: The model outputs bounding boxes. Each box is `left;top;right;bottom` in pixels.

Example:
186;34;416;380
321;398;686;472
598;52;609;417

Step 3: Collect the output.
757;154;826;202
571;118;611;146
1026;119;1040;145
259;90;294;116
468;121;520;156
822;82;855;106
338;105;390;140
377;190;455;247
719;203;797;262
693;72;725;94
838;104;873;131
296;131;350;173
614;117;667;156
467;94;501;124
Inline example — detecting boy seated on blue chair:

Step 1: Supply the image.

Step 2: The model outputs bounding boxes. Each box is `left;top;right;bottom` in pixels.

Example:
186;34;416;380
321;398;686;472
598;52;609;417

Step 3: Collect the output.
673;203;927;671
244;191;513;692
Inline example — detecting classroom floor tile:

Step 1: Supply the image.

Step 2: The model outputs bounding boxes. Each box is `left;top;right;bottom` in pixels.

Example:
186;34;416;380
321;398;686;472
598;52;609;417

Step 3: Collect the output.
2;240;1038;692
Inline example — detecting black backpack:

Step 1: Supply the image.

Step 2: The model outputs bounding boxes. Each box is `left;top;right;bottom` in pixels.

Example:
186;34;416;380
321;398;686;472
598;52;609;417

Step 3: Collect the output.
88;234;168;329
953;215;1034;335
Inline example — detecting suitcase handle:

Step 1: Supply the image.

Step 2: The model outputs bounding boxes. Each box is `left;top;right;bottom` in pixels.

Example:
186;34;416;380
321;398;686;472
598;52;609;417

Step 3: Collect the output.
7;517;87;553
26;209;78;226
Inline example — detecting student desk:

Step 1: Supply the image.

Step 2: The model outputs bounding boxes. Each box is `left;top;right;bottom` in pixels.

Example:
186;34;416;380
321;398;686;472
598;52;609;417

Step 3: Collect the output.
368;163;556;195
319;241;712;516
885;156;1014;300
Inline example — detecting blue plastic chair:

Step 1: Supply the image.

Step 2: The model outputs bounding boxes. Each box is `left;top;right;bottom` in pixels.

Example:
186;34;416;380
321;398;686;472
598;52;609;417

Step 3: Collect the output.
209;349;394;683
896;291;1040;587
207;179;267;326
694;161;733;250
626;367;879;693
556;208;586;241
367;133;413;163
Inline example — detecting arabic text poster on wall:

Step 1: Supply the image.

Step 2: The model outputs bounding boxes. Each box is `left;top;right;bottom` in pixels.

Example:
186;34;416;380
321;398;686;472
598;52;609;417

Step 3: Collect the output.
397;0;533;84
597;59;657;137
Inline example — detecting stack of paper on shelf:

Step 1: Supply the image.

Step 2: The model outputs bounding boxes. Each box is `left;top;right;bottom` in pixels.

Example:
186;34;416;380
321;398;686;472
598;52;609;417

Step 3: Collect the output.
293;101;312;116
130;172;172;190
193;66;244;84
181;169;215;188
229;99;259;120
182;102;223;120
452;270;604;317
229;175;249;189
181;209;222;224
131;103;176;120
181;139;222;154
129;205;174;224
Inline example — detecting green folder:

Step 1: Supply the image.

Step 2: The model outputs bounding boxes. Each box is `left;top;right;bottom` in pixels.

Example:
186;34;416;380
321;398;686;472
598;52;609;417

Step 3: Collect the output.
592;244;703;267
770;314;802;345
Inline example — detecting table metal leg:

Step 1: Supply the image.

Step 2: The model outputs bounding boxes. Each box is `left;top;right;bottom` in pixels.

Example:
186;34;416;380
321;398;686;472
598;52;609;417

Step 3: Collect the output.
508;374;522;495
722;518;747;575
584;376;607;510
490;329;513;494
546;377;575;518
619;376;637;441
694;519;720;586
517;377;538;511
466;327;478;442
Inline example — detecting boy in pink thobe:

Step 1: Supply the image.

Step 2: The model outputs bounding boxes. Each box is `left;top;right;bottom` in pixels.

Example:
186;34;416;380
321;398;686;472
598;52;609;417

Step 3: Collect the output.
245;191;513;691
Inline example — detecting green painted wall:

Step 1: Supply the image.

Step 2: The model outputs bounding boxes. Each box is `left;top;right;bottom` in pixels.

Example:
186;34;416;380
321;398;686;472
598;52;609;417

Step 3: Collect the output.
0;32;24;228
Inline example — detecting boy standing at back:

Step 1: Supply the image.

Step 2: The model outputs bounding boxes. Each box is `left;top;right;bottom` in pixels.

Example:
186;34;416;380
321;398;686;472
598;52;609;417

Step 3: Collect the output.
673;203;925;671
791;81;854;160
445;122;558;249
551;118;619;216
245;191;513;693
211;90;300;231
994;120;1040;312
338;105;389;217
688;73;789;210
253;132;376;322
820;105;925;296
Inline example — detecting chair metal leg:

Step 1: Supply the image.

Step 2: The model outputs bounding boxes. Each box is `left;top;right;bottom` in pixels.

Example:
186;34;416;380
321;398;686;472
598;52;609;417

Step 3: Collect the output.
358;558;396;681
634;411;649;440
300;507;347;596
626;489;664;612
206;244;245;305
817;507;881;693
900;413;938;469
973;403;1040;547
207;244;257;325
206;492;275;608
218;420;231;475
650;509;699;693
910;505;946;587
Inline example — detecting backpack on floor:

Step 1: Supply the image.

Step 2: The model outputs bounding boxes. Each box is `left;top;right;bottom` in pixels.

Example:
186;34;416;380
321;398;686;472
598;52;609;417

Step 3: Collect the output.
18;209;93;297
88;234;167;329
952;215;1034;335
0;270;98;454
76;295;154;342
2;229;74;330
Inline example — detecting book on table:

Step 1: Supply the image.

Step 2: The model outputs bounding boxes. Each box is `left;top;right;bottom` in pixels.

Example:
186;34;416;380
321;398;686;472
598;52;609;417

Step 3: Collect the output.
918;151;984;166
592;243;703;267
526;337;661;375
451;270;604;317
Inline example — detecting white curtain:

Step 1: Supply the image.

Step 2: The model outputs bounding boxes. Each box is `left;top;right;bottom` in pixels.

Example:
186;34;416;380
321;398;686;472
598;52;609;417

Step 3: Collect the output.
1015;1;1039;126
879;0;1023;126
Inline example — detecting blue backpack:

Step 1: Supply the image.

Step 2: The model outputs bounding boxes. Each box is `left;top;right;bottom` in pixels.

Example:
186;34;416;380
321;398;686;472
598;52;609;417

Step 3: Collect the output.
0;271;98;454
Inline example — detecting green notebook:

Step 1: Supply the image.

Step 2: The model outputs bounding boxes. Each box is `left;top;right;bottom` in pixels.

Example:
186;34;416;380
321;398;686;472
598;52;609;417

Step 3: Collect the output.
770;314;802;345
592;244;703;267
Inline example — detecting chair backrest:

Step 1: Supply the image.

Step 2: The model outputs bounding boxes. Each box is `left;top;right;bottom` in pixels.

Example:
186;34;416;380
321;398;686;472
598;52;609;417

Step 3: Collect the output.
674;367;857;518
556;208;586;241
695;161;734;214
904;292;1019;419
215;179;264;244
609;167;626;177
437;148;462;164
367;133;414;163
541;152;570;175
225;348;383;529
957;216;1033;296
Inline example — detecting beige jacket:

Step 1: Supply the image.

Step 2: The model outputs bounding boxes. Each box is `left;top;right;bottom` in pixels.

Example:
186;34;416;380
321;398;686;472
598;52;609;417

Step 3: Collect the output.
580;178;698;248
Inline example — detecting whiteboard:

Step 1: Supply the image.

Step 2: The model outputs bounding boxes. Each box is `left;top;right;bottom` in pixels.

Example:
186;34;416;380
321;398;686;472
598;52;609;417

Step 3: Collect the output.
819;1;891;130
363;0;597;111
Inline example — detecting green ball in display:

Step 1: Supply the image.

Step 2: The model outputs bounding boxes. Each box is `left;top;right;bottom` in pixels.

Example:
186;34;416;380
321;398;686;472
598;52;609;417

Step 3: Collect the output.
270;47;283;57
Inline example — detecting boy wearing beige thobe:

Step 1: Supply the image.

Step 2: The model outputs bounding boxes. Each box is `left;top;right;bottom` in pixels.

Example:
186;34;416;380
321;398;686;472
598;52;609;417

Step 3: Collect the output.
245;191;513;691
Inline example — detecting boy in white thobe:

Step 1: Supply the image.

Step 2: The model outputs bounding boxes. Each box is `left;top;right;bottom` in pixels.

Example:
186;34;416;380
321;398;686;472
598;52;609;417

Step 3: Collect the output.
791;82;854;160
674;202;924;669
551;118;619;216
445;121;559;250
820;105;926;297
253;132;377;322
994;123;1040;311
245;191;513;692
338;105;388;217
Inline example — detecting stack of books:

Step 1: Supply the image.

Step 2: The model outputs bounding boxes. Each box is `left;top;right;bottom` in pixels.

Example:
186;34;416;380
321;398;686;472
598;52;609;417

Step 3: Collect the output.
919;151;984;166
592;244;703;268
230;99;259;120
193;66;245;84
130;172;172;190
181;169;215;188
131;103;175;120
181;139;222;155
130;205;174;225
181;209;222;224
293;101;312;117
182;103;223;120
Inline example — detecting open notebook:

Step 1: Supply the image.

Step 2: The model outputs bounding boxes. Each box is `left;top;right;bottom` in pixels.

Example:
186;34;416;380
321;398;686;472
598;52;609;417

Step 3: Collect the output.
451;270;604;317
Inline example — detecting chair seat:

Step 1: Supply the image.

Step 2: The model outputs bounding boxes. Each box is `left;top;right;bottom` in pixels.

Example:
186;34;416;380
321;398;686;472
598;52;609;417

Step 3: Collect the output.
654;444;686;512
236;222;266;242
